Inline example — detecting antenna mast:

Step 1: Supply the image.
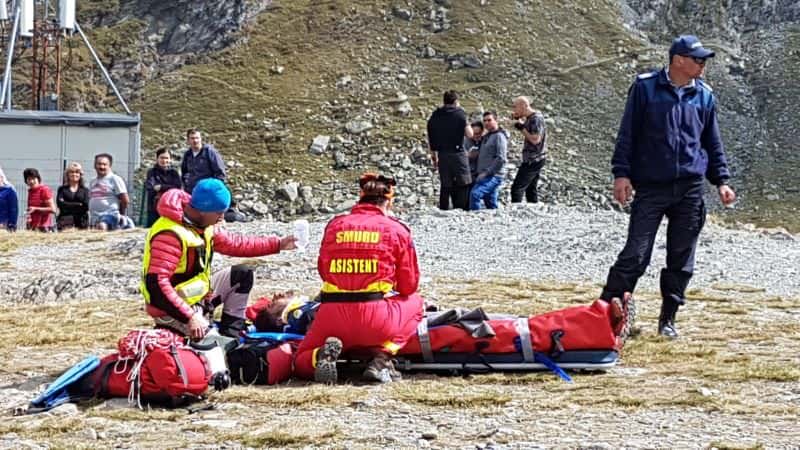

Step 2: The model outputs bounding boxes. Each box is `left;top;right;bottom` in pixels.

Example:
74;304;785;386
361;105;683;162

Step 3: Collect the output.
0;0;131;113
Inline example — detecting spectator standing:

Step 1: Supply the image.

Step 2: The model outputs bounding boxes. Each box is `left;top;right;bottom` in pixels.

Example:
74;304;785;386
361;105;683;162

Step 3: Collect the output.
181;129;226;194
145;149;182;227
0;166;18;231
509;96;548;203
599;35;736;339
464;120;484;195
88;153;133;231
56;162;90;230
427;90;474;211
470;111;508;210
23;168;56;232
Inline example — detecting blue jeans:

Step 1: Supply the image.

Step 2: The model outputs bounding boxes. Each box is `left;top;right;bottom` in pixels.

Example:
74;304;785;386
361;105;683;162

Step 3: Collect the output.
470;176;503;210
98;213;135;230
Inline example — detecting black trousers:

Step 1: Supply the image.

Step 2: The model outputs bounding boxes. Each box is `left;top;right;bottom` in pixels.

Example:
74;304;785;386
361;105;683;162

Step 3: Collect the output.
438;152;471;211
510;159;546;203
600;180;706;311
439;185;470;211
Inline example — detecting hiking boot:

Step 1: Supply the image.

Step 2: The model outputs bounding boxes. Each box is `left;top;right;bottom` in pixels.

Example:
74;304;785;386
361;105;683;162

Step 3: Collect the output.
314;337;342;384
609;292;636;344
609;297;625;336
658;303;679;339
362;352;401;383
658;317;679;339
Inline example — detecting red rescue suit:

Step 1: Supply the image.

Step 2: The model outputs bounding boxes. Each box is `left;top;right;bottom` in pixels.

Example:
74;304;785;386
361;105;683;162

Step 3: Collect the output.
294;203;423;379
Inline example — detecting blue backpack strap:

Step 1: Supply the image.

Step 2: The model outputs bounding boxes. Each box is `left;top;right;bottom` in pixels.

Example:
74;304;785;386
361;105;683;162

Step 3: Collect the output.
29;355;101;412
534;352;573;382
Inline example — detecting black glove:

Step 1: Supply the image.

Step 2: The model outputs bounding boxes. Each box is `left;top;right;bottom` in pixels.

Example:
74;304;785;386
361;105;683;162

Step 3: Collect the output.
513;122;525;131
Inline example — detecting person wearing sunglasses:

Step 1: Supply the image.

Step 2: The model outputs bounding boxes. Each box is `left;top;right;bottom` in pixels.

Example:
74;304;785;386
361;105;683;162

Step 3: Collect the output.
293;172;424;384
600;34;736;339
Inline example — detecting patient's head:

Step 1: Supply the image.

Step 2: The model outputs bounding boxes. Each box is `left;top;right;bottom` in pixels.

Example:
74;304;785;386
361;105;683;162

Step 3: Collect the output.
253;292;294;332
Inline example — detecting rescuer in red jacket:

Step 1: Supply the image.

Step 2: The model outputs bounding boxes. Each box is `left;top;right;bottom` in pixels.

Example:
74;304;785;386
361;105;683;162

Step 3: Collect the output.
141;179;296;340
294;173;424;383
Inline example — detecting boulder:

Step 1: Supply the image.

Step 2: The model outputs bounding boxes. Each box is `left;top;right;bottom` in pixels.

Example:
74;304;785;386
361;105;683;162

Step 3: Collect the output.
345;119;374;134
277;182;299;202
309;135;330;155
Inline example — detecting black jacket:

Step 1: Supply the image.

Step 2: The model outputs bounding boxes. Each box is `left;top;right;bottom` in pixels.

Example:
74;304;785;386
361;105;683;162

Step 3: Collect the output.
145;166;182;212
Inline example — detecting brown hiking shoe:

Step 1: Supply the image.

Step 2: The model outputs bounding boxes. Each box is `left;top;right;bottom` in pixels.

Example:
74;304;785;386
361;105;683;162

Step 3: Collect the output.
610;297;625;336
314;337;343;384
610;292;636;345
362;352;401;383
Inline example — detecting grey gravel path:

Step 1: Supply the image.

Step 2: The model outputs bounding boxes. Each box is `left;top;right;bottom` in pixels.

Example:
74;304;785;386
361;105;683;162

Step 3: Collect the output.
1;204;798;303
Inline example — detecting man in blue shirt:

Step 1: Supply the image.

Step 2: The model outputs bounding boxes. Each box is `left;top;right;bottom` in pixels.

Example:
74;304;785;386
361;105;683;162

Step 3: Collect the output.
600;35;737;339
181;128;227;194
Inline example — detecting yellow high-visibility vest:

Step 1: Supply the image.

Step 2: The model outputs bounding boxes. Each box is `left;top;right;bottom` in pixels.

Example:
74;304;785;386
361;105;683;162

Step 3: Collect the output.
140;216;214;306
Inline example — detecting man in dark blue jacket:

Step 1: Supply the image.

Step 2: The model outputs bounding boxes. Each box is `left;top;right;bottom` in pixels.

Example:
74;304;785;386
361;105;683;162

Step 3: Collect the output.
181;128;227;194
600;35;737;339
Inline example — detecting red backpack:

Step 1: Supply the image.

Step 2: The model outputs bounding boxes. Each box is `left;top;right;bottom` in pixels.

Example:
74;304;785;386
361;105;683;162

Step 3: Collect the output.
92;330;211;408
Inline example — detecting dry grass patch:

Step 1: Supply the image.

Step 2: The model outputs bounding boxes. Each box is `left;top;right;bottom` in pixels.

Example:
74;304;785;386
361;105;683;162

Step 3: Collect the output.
570;389;723;411
0;299;148;352
622;336;719;366
0;230;98;254
390;381;512;408
211;384;367;408
707;284;767;294
86;407;189;422
428;277;599;316
698;362;800;383
707;442;765;450
468;372;564;387
0;416;85;439
684;293;733;303
223;427;340;448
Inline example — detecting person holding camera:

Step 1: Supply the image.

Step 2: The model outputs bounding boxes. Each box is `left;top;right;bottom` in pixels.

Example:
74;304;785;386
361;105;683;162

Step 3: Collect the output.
509;96;548;203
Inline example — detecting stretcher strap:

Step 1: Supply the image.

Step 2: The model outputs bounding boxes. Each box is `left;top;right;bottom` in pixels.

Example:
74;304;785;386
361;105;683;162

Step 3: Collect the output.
515;318;535;363
417;321;434;363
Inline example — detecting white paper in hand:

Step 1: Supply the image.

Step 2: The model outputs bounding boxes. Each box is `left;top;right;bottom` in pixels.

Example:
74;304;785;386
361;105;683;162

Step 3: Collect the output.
293;219;310;251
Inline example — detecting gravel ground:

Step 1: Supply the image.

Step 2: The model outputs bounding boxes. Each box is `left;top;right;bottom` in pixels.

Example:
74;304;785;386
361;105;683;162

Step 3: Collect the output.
2;203;797;303
0;204;798;449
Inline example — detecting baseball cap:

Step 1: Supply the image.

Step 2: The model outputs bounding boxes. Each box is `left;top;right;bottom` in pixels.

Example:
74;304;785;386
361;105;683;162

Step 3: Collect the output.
669;35;715;59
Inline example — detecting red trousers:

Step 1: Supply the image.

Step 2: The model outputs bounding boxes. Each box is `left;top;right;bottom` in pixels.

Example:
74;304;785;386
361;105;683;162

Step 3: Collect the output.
293;293;423;379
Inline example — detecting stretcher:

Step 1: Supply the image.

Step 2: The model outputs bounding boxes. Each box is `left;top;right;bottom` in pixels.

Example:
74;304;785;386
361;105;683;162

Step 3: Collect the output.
395;299;621;375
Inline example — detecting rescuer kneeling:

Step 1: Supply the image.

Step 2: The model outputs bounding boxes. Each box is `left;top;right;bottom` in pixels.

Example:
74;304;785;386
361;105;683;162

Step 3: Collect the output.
293;173;423;383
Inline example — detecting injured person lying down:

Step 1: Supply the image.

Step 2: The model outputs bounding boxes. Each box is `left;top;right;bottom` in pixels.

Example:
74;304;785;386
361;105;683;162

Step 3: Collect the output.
245;291;634;383
28;292;635;413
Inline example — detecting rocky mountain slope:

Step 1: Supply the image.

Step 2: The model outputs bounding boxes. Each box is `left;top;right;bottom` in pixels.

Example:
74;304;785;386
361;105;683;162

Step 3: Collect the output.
7;0;799;229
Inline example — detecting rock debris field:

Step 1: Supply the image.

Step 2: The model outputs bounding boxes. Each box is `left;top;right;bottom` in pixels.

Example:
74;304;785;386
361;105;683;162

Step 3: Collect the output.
2;203;798;304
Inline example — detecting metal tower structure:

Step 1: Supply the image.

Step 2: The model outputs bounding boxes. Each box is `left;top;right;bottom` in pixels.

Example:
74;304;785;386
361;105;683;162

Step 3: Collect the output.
0;0;131;113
